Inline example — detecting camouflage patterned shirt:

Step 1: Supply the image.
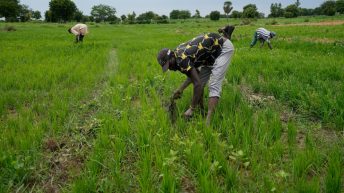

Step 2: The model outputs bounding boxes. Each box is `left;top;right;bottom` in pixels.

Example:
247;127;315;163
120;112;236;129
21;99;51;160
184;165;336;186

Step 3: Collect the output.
173;33;225;73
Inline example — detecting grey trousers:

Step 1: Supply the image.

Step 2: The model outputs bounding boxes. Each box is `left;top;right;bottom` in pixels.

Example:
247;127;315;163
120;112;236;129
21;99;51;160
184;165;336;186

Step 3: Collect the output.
198;39;234;98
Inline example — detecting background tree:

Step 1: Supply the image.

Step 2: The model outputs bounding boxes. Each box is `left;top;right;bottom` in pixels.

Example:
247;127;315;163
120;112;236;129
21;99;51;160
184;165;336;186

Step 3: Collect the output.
136;11;157;24
45;10;53;22
91;4;116;23
284;4;299;18
89;16;94;22
313;7;322;15
32;10;41;20
127;11;136;24
49;0;77;22
209;10;220;21
337;0;344;14
74;9;83;22
223;1;233;20
295;0;301;7
107;15;120;24
121;14;127;23
179;10;191;19
321;0;336;16
0;0;20;21
242;4;259;18
81;15;90;22
156;15;169;23
169;10;191;19
230;10;242;18
193;9;201;18
170;10;180;19
299;8;315;16
19;4;32;22
269;3;284;17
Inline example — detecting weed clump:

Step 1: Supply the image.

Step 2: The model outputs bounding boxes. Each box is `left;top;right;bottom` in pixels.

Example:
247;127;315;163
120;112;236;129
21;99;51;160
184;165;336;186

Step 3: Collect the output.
3;25;16;32
266;20;278;25
240;19;251;26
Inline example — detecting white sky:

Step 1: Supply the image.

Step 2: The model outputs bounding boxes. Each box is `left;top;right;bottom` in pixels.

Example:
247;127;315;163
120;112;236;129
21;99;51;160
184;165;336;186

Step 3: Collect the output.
20;0;325;17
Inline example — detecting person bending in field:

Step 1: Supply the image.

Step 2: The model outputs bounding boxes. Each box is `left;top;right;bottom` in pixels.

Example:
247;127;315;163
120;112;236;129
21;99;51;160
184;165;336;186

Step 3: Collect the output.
68;23;88;43
250;27;276;49
157;25;235;125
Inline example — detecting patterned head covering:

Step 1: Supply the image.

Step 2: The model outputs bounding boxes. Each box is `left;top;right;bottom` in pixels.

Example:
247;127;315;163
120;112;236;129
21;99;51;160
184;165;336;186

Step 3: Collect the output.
157;48;173;72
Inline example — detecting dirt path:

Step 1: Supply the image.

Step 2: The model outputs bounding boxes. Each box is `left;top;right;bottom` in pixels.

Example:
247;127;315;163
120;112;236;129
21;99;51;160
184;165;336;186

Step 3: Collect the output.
36;49;118;193
277;20;344;26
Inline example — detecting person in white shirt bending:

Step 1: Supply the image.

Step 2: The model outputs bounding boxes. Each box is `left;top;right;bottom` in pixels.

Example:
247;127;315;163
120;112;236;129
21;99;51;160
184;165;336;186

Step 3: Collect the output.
68;23;88;43
250;28;276;49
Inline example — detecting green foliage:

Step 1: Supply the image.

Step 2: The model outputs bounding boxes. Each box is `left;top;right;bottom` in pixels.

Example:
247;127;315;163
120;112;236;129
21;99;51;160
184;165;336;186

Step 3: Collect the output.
223;1;233;15
295;0;301;7
127;11;136;24
284;4;299;18
74;9;83;22
49;0;77;22
169;10;191;19
120;14;127;22
210;11;221;21
0;0;20;21
269;3;284;17
193;9;201;18
230;10;242;18
91;4;116;23
18;4;32;22
321;0;337;16
242;4;259;18
44;10;53;22
136;11;158;24
325;148;343;193
299;8;315;16
32;10;41;20
337;0;344;13
265;19;278;25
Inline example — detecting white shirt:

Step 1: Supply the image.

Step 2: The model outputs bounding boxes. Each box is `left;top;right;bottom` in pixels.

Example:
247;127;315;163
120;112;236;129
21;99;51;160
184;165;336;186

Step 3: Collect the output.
71;24;88;36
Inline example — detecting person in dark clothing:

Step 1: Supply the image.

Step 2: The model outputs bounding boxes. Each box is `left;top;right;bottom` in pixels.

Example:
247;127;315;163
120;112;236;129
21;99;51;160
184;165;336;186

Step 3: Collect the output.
157;26;235;125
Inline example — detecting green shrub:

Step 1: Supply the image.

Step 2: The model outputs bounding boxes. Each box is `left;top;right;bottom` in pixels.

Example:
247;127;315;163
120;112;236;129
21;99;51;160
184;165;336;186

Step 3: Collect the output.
240;19;251;25
3;26;16;32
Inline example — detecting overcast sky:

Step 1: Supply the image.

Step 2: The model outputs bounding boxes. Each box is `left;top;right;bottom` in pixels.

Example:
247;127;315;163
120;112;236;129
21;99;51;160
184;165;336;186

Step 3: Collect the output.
21;0;325;17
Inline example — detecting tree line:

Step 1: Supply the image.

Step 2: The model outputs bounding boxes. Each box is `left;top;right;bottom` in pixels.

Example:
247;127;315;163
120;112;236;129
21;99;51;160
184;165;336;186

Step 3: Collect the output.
268;0;344;18
0;0;41;21
1;0;344;23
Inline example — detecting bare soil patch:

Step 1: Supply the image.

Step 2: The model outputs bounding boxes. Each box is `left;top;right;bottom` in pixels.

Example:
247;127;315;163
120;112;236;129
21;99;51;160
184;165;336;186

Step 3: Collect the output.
180;176;196;193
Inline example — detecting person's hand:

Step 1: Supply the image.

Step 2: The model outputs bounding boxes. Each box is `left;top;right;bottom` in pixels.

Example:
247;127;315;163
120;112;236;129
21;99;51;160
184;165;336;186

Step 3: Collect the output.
172;90;182;100
184;107;194;119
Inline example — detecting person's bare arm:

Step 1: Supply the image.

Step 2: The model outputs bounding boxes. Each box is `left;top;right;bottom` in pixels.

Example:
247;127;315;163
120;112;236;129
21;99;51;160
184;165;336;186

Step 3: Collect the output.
183;68;202;118
189;68;202;109
172;77;192;99
267;41;273;49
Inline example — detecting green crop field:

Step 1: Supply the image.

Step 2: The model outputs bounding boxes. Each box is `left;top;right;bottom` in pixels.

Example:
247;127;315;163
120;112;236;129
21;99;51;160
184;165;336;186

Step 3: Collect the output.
0;16;343;193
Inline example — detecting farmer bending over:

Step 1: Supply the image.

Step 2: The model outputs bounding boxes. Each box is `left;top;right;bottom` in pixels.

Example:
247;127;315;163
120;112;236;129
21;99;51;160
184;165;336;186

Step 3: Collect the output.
68;23;88;43
250;27;276;49
157;25;235;125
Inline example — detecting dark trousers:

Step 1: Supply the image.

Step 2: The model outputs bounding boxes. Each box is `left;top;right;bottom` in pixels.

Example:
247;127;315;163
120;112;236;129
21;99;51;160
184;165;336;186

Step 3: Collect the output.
75;34;84;43
250;31;258;47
